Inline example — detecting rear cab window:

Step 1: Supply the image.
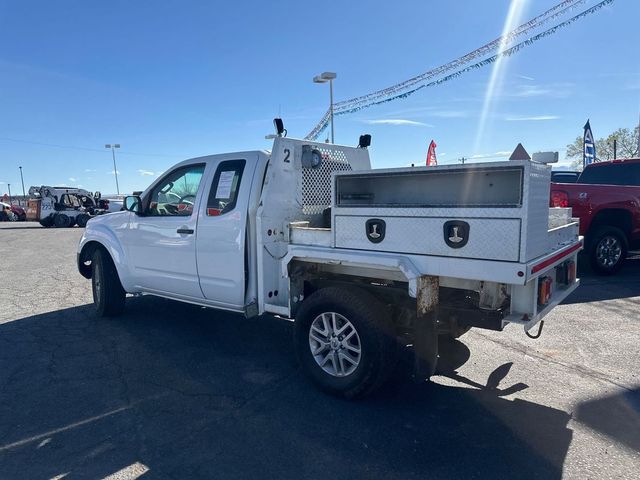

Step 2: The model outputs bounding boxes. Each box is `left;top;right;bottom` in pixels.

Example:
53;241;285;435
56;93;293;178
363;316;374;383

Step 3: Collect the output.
578;162;640;186
207;160;245;216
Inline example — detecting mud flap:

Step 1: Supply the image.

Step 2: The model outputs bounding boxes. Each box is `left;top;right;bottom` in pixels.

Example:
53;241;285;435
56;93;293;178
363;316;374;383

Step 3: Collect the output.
413;275;439;382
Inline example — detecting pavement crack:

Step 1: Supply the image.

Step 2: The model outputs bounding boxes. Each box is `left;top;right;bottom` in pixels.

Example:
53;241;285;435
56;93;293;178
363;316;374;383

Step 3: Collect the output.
471;331;634;392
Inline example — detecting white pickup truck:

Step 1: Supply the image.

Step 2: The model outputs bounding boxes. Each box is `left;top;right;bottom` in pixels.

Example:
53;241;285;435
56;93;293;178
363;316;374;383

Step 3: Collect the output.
78;132;581;398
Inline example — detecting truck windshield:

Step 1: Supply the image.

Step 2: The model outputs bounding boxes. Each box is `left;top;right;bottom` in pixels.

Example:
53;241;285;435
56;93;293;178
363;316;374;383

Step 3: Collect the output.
578;162;640;186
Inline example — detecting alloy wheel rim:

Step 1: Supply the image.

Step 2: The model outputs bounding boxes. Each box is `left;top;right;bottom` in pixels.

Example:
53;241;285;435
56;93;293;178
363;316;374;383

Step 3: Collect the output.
596;236;622;268
308;312;361;377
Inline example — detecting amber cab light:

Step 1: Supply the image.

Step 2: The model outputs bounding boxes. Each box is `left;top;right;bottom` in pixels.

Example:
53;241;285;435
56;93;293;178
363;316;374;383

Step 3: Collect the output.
550;190;569;208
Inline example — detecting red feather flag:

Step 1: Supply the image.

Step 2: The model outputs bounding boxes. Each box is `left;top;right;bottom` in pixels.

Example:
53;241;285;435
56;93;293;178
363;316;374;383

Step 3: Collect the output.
426;140;437;166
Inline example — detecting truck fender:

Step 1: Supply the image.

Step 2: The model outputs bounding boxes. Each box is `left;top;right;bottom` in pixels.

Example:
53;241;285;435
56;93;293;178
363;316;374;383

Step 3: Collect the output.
77;227;131;290
282;246;422;298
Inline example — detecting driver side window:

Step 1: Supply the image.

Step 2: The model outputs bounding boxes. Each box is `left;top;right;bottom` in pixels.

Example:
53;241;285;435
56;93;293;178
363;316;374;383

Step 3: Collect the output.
147;164;205;216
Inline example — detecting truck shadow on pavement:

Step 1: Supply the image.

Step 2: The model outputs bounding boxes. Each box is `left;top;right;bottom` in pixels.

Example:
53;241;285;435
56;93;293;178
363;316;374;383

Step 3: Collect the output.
574;387;640;453
563;256;640;304
0;296;573;480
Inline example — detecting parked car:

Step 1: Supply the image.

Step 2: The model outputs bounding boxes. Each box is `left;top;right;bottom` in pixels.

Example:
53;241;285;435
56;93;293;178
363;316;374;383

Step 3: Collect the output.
99;198;124;213
0;201;26;221
550;158;640;274
551;171;581;183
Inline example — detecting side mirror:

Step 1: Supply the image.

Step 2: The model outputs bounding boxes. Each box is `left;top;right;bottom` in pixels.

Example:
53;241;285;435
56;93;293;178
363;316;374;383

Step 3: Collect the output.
124;195;143;214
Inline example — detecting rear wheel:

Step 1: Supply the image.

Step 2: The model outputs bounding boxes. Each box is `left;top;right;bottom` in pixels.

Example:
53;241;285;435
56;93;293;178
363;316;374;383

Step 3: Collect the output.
294;287;396;399
589;226;628;275
92;249;126;317
53;213;71;228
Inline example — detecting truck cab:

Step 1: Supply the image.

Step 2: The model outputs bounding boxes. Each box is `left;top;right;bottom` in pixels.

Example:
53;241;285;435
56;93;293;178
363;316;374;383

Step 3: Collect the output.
79;135;582;398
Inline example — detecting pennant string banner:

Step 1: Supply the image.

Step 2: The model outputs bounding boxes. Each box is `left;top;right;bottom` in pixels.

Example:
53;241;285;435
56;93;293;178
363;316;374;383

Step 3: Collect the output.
333;0;587;111
305;0;614;140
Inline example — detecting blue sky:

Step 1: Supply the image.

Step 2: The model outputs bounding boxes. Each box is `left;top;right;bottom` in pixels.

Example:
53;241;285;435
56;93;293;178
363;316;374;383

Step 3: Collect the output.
0;0;638;196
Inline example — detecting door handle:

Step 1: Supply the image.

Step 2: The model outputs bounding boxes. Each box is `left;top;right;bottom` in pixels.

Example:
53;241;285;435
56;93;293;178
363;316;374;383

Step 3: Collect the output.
177;228;194;234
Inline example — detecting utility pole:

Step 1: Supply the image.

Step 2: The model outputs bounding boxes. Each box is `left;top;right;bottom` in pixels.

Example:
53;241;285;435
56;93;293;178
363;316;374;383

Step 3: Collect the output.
19;166;26;204
459;157;467;164
613;138;617;160
7;183;12;204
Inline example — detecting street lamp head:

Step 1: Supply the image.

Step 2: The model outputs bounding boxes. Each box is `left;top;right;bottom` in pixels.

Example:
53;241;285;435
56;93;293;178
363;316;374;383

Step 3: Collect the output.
105;144;121;149
105;144;111;149
313;72;337;83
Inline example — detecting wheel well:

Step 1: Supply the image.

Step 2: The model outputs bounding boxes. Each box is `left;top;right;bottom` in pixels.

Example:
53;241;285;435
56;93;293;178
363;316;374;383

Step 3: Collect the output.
78;241;106;279
289;264;413;335
588;209;632;239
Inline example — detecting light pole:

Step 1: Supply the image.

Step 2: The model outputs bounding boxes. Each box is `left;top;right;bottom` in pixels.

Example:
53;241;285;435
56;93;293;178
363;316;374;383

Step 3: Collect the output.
19;166;26;203
313;72;337;143
7;183;11;204
105;144;121;195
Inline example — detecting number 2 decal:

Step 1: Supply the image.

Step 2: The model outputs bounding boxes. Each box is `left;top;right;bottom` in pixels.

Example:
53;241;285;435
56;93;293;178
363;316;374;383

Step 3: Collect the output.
283;148;290;163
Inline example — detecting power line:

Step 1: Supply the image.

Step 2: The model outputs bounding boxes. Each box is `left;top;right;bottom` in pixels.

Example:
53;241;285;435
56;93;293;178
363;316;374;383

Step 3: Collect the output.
305;0;614;140
0;136;187;158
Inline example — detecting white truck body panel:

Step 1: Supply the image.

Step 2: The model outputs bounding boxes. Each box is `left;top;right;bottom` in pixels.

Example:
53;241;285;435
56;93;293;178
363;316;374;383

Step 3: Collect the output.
79;136;581;334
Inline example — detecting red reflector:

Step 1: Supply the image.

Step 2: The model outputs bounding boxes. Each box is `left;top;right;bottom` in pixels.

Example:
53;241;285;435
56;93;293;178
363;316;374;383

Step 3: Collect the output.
531;242;582;274
207;208;221;216
550;190;569;208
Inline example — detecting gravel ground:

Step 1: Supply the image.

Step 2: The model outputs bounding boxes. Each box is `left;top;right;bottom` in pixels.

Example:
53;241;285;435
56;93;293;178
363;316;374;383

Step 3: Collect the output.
0;222;638;479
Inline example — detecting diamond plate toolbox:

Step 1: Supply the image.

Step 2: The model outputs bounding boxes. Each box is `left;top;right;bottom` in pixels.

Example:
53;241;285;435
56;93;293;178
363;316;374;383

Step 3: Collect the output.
332;161;551;263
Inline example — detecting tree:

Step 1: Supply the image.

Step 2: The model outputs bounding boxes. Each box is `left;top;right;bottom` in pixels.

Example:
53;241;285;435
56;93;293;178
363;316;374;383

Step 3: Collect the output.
565;125;639;170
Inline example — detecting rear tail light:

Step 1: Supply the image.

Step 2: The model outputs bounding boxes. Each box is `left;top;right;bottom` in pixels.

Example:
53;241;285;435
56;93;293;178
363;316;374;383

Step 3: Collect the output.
550;190;569;208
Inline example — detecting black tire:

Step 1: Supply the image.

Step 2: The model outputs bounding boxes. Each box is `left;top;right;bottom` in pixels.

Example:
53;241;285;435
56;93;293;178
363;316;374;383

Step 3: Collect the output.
53;213;71;228
39;216;54;228
92;249;126;317
588;226;628;275
294;287;396;399
17;213;26;221
76;213;90;228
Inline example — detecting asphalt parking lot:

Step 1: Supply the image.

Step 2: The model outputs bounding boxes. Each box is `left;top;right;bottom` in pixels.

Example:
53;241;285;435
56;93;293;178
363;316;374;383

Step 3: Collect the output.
0;223;638;479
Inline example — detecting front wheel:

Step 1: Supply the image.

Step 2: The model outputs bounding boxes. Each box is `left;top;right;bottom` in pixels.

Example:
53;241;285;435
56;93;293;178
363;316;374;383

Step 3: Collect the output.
92;249;126;316
294;287;396;399
589;226;628;275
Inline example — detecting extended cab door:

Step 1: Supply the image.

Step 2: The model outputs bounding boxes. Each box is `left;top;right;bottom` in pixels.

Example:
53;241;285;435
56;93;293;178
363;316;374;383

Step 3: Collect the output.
127;162;207;298
196;156;255;309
